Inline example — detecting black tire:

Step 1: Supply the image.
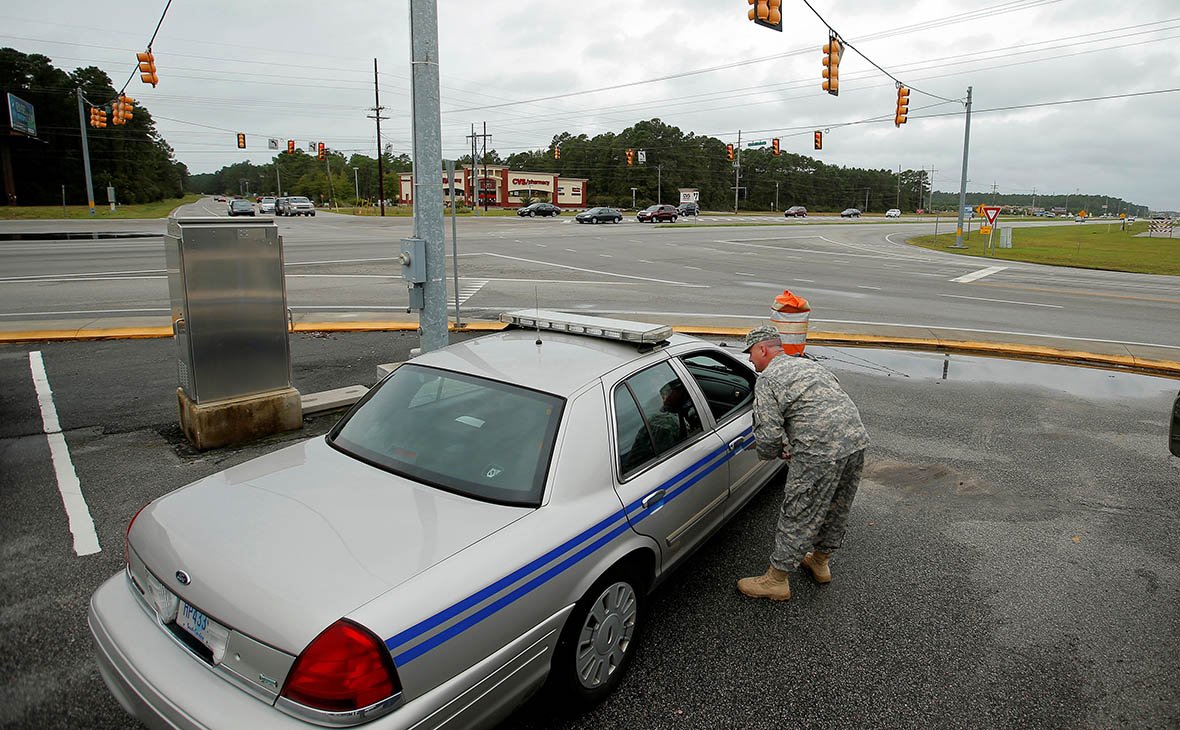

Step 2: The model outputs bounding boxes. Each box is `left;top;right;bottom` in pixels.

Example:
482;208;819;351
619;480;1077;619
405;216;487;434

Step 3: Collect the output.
670;215;677;223
311;211;316;216
592;217;600;224
551;571;643;706
529;211;536;217
613;217;620;223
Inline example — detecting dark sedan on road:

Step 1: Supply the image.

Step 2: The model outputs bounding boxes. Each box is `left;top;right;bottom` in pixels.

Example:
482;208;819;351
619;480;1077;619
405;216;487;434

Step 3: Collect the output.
227;199;255;217
517;202;561;217
575;207;623;224
840;208;862;218
783;206;807;218
637;204;678;223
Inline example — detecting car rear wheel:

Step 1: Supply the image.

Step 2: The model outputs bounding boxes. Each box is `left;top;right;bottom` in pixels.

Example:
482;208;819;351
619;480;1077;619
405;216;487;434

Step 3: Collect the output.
552;572;642;705
671;215;677;222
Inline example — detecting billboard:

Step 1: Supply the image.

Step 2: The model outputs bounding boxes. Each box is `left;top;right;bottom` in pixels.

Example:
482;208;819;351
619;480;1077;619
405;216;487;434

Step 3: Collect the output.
6;93;36;137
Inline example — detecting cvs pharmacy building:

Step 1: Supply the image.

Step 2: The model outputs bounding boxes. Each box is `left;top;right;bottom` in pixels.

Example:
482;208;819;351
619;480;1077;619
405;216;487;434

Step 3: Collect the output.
399;165;588;208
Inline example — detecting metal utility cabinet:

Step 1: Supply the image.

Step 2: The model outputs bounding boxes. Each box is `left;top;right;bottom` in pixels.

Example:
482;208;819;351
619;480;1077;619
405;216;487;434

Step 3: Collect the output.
165;217;300;449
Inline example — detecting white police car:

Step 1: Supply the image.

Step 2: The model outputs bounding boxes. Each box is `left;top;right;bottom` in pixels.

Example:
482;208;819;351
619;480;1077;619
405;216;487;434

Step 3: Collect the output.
89;310;782;729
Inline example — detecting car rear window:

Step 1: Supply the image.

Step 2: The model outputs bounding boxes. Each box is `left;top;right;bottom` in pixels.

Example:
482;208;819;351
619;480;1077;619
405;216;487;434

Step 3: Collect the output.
328;365;564;507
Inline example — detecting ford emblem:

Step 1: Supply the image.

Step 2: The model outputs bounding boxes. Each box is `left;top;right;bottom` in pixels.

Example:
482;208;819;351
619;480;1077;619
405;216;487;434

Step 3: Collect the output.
175;570;191;586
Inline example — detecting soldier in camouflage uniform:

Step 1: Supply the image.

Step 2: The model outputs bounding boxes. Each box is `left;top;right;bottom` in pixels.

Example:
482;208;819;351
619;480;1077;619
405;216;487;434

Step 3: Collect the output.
736;325;869;601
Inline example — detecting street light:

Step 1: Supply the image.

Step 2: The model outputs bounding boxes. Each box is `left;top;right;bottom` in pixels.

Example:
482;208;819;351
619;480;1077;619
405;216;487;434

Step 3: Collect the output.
631;187;638;210
352;167;360;203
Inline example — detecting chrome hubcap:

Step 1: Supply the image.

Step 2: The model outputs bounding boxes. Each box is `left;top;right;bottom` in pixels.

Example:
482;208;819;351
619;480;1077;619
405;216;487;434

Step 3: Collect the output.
575;581;637;689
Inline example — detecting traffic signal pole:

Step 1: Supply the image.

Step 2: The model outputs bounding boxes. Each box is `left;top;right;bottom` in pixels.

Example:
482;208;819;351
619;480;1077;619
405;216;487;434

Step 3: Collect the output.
75;89;96;216
952;86;973;249
734;129;741;214
409;0;448;353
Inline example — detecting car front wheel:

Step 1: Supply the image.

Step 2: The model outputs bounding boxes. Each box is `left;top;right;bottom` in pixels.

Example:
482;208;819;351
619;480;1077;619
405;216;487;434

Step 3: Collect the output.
552;573;642;705
592;217;599;224
529;211;536;217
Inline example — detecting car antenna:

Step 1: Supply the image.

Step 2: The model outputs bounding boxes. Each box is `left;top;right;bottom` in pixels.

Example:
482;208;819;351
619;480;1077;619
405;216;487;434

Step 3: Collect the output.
534;287;542;345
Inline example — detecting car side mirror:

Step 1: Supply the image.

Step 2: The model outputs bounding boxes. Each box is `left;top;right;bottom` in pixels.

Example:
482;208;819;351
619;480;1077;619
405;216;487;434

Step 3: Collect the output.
1170;391;1180;458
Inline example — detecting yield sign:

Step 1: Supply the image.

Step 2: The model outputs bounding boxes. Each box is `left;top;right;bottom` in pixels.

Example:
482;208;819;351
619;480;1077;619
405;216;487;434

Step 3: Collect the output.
982;206;1001;226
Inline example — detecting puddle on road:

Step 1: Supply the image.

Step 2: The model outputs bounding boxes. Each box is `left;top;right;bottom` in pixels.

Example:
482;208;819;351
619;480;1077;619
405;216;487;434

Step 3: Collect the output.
807;345;1179;401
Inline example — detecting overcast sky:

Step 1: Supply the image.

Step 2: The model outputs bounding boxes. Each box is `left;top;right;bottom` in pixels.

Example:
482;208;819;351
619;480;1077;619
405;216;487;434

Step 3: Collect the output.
6;0;1179;210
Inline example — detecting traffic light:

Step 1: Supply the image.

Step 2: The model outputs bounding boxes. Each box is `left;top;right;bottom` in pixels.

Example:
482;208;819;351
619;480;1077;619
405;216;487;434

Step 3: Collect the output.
88;107;107;128
727;143;734;161
894;85;909;127
747;0;782;31
554;146;560;160
287;139;295;153
626;148;634;166
317;142;325;160
111;95;134;125
237;133;246;149
772;138;781;157
814;131;822;150
822;33;841;96
136;51;158;87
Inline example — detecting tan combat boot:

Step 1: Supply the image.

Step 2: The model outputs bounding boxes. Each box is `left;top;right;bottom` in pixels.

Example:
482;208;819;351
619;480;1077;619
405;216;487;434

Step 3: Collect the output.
801;551;832;584
737;565;791;601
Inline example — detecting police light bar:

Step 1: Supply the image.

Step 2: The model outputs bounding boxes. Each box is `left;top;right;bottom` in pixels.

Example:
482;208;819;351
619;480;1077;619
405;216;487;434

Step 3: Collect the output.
500;309;673;344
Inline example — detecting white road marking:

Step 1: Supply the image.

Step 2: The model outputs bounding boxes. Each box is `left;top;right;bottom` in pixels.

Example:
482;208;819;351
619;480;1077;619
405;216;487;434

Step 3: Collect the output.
448;279;488;306
536;243;547;247
794;278;815;283
951;265;1008;283
28;351;100;556
735;272;755;276
600;254;613;258
565;248;577;252
684;265;702;270
0;307;167;317
857;285;882;290
638;260;654;264
938;293;1062;309
478;253;707;287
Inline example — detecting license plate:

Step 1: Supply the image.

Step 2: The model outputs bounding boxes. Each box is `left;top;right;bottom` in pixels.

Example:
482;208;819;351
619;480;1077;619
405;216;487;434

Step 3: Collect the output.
176;599;229;664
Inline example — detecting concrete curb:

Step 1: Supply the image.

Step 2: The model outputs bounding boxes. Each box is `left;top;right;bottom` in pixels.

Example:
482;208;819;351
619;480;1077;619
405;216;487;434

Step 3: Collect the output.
2;320;1178;379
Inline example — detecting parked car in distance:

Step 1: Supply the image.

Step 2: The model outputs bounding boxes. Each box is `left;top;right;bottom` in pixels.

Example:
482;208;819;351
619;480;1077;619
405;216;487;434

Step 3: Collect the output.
637;204;678;223
783;206;807;218
575;207;623;224
840;208;862;218
258;197;276;214
1126;216;1137;223
885;208;901;218
517;202;561;217
227;199;255;217
88;309;782;730
277;196;316;216
1074;215;1086;223
676;202;700;217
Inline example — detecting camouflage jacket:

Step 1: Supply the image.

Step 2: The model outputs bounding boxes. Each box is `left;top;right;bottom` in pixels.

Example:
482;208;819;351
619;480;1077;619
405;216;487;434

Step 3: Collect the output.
752;354;870;461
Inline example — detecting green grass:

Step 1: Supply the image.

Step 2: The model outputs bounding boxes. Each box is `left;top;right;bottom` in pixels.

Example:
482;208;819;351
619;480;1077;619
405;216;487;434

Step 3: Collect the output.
909;221;1180;276
0;194;202;220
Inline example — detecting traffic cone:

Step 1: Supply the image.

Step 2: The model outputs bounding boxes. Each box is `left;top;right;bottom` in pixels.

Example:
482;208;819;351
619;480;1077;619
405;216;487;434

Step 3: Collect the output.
769;290;810;355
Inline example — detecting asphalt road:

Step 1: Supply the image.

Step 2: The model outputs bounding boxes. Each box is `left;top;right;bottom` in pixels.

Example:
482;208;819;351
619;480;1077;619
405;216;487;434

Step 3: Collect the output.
1;203;1177;362
1;332;1177;728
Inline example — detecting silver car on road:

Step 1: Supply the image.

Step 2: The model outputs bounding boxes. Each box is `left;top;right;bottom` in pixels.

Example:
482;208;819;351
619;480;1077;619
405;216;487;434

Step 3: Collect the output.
89;310;781;729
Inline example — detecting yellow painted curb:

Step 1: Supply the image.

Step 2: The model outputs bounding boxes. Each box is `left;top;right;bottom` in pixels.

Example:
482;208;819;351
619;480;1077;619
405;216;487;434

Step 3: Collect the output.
2;322;1177;379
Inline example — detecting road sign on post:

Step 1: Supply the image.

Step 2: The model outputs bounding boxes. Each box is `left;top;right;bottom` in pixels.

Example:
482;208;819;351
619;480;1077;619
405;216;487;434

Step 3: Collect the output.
982;206;1000;226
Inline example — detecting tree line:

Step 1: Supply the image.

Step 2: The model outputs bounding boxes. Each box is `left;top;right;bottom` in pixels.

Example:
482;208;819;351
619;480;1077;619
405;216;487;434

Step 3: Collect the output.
0;48;187;205
186;149;412;205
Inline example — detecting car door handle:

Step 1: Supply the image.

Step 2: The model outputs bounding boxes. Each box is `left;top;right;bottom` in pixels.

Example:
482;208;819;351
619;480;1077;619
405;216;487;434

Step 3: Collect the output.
728;437;747;451
641;489;667;510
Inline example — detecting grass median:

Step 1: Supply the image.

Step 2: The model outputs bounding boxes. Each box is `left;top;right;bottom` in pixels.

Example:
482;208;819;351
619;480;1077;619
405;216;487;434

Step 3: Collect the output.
0;194;202;220
910;221;1180;276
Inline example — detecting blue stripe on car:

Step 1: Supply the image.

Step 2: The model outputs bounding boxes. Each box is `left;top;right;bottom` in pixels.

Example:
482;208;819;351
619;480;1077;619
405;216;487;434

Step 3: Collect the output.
388;426;753;664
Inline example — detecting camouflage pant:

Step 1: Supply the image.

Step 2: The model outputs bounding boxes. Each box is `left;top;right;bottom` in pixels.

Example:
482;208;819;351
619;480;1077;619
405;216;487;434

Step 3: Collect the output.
769;449;865;572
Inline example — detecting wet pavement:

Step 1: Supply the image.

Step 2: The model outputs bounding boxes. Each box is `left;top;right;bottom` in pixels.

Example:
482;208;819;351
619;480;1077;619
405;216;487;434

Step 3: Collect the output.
1;332;1177;729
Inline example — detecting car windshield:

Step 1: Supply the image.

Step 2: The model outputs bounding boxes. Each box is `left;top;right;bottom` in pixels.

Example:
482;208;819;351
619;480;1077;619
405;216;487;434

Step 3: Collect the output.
290;197;310;203
329;364;564;507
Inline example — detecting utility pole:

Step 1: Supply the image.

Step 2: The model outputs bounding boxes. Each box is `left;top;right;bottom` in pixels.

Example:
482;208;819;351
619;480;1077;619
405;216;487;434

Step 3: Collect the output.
733;130;741;214
75;89;96;216
952;86;973;249
657;163;662;206
369;58;389;215
775;180;779;212
896;164;902;209
409;0;447;353
926;165;937;212
352;167;360;202
631;187;637;210
466;124;492;211
1032;187;1036;210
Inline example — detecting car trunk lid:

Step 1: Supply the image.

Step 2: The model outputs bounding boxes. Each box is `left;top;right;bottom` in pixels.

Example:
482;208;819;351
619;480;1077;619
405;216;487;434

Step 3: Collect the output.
130;437;528;653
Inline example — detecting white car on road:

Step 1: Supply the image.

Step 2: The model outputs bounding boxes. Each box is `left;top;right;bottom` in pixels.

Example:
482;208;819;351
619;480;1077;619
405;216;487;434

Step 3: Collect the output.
885;209;901;218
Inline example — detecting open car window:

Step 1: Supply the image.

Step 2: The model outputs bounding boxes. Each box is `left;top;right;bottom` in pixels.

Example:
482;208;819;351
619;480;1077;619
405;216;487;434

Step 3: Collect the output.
329;364;563;507
613;361;703;478
679;351;755;423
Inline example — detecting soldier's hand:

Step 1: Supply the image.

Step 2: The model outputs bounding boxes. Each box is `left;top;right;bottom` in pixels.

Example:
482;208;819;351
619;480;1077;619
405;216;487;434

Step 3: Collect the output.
781;446;792;461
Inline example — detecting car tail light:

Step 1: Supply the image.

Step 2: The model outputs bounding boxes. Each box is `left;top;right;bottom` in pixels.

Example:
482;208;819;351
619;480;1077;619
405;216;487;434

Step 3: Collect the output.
281;619;401;713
